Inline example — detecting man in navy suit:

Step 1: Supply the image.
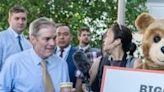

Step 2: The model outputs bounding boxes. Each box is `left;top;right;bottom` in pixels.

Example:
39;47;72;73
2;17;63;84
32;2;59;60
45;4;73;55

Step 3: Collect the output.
54;24;78;88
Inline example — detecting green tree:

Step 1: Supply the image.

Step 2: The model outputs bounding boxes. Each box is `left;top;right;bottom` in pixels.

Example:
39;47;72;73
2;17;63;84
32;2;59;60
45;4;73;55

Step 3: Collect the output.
0;0;147;47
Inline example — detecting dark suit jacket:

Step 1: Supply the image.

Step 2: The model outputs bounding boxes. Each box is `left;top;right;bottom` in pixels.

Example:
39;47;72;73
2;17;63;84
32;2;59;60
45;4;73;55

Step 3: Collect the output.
66;46;77;87
54;46;77;87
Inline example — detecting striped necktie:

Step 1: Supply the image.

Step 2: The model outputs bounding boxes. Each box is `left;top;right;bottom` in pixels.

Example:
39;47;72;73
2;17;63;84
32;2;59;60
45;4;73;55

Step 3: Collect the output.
40;60;54;92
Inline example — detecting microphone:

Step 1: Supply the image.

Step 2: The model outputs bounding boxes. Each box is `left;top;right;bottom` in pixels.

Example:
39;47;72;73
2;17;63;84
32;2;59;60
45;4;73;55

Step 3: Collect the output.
73;50;93;92
73;50;91;79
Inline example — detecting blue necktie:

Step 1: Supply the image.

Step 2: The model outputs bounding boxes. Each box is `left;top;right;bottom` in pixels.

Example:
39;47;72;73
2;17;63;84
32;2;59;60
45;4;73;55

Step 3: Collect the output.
17;36;23;51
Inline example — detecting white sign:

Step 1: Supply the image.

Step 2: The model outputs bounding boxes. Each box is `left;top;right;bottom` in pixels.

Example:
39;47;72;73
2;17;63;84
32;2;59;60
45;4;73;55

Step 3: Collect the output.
100;66;164;92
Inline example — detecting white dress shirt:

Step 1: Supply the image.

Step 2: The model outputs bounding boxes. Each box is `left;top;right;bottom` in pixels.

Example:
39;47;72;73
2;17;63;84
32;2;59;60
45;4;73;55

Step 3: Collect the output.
56;45;71;60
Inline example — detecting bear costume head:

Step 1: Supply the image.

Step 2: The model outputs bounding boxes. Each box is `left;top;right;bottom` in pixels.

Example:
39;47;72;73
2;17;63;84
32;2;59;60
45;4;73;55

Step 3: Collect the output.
135;13;164;70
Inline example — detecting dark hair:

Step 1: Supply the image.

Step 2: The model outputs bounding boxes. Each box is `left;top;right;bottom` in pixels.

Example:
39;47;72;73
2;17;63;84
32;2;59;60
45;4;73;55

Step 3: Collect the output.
129;42;137;56
56;23;70;29
78;27;90;36
56;23;72;34
9;5;27;16
111;23;132;52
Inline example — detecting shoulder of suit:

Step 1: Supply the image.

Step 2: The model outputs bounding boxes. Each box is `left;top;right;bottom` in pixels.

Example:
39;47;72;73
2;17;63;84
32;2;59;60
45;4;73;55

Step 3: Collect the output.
72;46;79;49
89;48;100;52
70;46;78;51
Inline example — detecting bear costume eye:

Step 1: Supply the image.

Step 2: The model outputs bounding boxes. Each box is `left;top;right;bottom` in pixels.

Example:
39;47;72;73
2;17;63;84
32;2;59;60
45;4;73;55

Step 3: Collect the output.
153;35;161;43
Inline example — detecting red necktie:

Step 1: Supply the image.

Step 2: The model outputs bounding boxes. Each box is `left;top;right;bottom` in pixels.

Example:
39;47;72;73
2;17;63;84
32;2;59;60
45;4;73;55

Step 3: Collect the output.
60;48;64;57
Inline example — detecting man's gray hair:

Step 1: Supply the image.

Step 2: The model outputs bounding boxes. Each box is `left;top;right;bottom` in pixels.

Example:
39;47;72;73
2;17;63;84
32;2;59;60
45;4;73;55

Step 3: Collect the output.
29;17;56;36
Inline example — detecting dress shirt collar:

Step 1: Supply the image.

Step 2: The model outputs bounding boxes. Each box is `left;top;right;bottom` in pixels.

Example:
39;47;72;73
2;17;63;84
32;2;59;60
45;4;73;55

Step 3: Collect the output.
30;48;55;66
8;27;23;38
56;45;71;60
79;45;90;51
56;45;71;53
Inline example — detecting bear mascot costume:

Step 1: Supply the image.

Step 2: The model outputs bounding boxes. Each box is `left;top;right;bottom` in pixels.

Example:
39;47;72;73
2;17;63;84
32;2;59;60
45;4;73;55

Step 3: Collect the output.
135;13;164;70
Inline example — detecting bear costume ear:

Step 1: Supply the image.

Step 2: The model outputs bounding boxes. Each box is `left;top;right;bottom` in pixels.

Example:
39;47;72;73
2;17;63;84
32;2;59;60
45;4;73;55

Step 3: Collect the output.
135;13;155;33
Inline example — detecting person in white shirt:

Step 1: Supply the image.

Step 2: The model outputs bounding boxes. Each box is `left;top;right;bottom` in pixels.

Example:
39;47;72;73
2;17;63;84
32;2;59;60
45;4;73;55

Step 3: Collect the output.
0;17;70;92
54;24;78;88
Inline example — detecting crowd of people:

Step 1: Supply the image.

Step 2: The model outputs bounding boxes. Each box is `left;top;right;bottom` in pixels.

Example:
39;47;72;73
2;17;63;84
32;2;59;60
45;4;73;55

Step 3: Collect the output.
0;5;142;92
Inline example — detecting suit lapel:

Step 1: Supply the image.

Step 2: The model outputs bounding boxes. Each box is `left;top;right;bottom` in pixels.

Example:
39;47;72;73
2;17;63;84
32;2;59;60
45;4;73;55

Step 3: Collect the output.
66;47;73;62
66;46;77;62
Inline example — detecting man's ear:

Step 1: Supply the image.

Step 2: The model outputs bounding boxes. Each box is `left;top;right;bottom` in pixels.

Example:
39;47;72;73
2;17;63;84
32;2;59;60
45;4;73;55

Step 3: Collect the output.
77;35;80;41
29;35;36;44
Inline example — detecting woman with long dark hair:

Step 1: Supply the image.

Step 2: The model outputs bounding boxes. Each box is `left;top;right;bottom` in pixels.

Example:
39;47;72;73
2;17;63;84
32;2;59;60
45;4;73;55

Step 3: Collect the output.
89;23;142;92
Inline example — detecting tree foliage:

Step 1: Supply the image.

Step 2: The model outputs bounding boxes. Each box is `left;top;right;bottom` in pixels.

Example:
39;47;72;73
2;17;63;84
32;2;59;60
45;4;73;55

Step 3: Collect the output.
0;0;147;47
